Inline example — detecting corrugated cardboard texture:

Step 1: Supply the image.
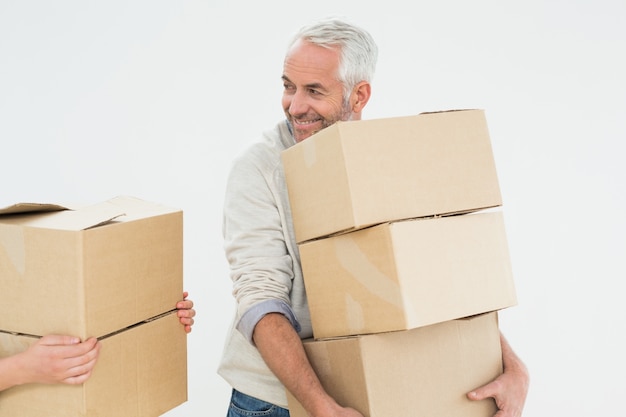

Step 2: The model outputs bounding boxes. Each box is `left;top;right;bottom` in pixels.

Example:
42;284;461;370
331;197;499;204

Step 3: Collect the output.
0;311;187;417
282;109;502;243
299;210;517;339
0;196;183;339
287;312;502;417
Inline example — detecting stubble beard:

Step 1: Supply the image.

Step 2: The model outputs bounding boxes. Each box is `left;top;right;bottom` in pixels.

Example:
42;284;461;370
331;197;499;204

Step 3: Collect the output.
291;101;353;142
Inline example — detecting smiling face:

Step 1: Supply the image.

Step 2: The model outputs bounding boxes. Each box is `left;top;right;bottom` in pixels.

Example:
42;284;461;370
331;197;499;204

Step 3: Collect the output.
281;40;358;143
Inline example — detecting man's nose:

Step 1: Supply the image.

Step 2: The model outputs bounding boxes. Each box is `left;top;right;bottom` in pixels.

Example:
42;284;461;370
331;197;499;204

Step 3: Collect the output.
288;91;309;116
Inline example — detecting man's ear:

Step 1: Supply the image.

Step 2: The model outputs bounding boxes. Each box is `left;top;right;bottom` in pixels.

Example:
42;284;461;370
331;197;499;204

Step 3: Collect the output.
351;81;372;114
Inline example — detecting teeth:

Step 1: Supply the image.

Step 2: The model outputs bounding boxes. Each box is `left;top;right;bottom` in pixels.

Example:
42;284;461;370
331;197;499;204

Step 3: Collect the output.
294;119;318;125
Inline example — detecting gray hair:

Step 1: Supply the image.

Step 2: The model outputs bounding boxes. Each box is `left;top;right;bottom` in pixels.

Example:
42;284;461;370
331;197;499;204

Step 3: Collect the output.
287;18;378;100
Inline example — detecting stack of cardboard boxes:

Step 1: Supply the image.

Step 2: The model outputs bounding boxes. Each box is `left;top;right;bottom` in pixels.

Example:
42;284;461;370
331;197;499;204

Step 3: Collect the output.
281;110;518;417
0;196;187;416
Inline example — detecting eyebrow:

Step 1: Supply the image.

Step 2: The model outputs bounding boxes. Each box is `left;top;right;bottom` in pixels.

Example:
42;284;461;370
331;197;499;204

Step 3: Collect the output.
282;75;327;92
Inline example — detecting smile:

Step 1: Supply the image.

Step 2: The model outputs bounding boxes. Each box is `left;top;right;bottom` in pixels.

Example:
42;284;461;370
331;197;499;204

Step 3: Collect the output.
293;118;320;126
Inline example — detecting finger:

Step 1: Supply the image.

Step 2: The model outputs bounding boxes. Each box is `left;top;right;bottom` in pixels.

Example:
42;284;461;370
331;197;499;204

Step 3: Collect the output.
80;337;99;349
60;341;101;379
58;338;99;359
468;378;502;402
61;354;99;385
35;338;96;366
178;316;195;327
61;340;101;371
177;299;194;310
177;307;196;318
179;315;194;333
468;386;492;402
63;368;94;385
39;334;81;346
467;390;484;401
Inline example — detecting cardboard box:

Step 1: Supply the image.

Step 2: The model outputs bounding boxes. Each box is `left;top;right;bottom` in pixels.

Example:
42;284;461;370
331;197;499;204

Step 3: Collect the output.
299;210;516;339
286;312;501;417
281;109;502;243
0;311;187;417
0;196;183;339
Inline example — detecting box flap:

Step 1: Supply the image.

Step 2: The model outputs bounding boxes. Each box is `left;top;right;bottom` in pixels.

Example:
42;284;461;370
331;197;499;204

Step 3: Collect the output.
104;195;181;221
0;201;125;231
0;202;70;216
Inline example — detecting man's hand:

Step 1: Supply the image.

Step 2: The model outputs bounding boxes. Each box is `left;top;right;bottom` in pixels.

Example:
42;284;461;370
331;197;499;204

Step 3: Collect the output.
467;333;529;417
253;313;365;417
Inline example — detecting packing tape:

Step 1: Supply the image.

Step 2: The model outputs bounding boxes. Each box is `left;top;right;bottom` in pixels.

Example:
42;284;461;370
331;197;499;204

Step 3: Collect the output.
344;293;365;334
334;237;404;309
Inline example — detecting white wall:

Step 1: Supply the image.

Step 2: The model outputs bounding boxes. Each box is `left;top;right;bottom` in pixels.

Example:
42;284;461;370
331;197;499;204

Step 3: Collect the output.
1;1;624;416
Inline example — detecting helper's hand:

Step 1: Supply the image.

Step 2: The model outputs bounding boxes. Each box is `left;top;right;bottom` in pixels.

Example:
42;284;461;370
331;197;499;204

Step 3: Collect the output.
176;291;196;333
18;335;101;385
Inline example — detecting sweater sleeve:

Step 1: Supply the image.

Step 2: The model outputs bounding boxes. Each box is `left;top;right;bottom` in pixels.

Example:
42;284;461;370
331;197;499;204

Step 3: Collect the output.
223;143;301;344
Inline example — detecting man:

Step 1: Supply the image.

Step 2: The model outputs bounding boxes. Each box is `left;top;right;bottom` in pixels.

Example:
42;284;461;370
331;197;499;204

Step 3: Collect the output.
0;292;195;391
219;18;529;417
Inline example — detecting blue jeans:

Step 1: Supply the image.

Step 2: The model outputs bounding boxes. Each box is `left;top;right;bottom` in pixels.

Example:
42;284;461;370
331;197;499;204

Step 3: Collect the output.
227;389;290;417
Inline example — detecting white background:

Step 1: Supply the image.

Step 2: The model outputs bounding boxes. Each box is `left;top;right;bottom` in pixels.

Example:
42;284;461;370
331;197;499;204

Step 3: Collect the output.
1;1;625;416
